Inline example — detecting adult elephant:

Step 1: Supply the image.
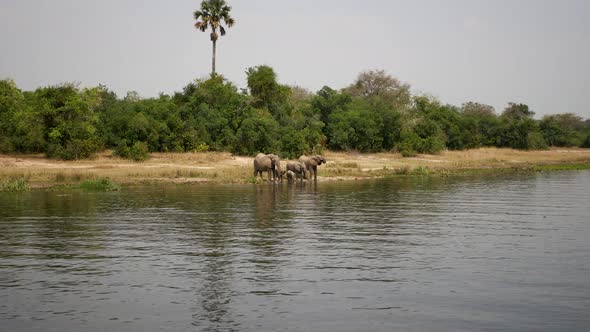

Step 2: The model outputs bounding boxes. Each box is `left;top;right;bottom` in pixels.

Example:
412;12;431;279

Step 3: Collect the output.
286;161;306;181
253;153;278;181
298;155;327;181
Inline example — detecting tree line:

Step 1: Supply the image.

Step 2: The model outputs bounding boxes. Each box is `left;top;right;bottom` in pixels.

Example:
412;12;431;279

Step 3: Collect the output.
1;67;589;161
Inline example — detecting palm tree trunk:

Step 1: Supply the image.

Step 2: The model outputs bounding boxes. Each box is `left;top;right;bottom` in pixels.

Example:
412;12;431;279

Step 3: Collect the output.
212;39;216;75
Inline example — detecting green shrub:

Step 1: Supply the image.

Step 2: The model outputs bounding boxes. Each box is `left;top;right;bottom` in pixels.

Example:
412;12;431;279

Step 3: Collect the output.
0;178;30;192
114;140;149;161
526;132;548;150
193;142;210;153
78;178;121;191
397;140;417;157
47;139;98;160
420;135;446;154
412;166;430;176
128;141;149;161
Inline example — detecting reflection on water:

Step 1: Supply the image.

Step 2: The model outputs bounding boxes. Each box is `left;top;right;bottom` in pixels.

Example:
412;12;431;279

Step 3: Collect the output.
1;172;590;331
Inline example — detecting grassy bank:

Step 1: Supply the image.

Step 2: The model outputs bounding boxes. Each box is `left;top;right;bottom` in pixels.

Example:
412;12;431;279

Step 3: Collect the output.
1;148;589;190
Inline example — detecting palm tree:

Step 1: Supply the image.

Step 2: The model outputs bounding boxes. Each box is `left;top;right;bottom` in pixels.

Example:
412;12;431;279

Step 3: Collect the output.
194;0;235;75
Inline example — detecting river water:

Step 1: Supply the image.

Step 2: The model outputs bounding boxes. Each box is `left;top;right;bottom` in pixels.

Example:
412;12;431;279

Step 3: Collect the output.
1;171;590;332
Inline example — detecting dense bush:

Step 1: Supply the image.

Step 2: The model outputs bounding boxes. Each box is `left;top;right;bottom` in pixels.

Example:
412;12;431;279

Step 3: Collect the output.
114;140;150;161
0;68;588;161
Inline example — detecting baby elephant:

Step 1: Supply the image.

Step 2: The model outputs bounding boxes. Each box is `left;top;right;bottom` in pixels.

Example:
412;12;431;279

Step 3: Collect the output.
286;161;307;182
286;170;296;183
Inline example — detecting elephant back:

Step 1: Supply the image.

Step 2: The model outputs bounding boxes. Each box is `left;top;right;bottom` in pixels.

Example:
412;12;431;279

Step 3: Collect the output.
298;155;311;169
254;153;272;170
286;161;300;172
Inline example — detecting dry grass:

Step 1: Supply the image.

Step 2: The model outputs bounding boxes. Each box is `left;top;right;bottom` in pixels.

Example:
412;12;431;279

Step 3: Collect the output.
1;148;589;188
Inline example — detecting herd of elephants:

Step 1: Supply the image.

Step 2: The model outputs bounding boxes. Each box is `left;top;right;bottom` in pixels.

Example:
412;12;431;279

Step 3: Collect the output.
253;153;327;182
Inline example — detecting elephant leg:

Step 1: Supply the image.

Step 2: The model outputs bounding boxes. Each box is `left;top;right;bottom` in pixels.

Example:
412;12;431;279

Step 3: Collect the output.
313;166;318;181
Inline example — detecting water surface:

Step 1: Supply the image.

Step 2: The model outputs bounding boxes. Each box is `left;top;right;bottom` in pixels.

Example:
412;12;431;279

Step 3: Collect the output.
1;171;590;331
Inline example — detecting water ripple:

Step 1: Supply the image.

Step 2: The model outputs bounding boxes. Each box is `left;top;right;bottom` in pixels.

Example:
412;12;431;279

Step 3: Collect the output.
1;171;590;331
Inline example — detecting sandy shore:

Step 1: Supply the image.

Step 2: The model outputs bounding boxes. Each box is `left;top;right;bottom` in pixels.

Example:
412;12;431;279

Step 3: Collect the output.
1;148;590;188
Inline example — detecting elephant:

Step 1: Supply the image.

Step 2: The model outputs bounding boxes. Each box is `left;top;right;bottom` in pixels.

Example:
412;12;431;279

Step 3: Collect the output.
286;170;296;183
277;169;287;182
286;161;306;181
298;155;326;181
266;154;282;181
253;153;278;181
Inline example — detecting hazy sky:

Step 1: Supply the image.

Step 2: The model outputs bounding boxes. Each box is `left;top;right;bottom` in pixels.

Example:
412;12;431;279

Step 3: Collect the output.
1;0;589;117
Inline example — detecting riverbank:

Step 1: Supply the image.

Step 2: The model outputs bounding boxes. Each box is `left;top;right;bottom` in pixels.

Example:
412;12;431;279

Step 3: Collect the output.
1;147;590;190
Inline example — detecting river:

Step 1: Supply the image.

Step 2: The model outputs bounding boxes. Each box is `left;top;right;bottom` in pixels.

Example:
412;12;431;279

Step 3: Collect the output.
1;171;590;331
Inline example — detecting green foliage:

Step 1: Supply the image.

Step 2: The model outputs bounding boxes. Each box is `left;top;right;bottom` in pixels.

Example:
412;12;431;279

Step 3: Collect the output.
526;131;548;150
27;84;103;159
502;102;535;120
540;113;586;147
397;129;445;157
461;103;501;147
246;65;292;122
397;136;417;157
1;68;589;161
312;86;352;131
344;69;411;108
327;99;384;152
279;126;306;159
115;140;150;161
498;116;547;150
412;166;431;176
193;142;210;152
0;80;21;152
0;178;30;192
233;110;281;155
0;79;40;153
78;178;121;191
396;113;446;156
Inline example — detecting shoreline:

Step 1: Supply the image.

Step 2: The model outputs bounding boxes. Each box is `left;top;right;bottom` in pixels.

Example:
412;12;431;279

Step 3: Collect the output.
1;147;590;190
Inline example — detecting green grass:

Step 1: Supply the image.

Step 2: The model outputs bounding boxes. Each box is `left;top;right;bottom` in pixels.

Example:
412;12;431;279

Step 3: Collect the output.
0;178;30;192
78;178;121;191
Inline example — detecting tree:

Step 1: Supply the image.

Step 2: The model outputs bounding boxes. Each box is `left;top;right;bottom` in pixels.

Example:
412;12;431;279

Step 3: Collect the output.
30;84;102;159
540;113;586;147
0;79;25;152
344;70;411;108
311;86;352;132
461;102;495;117
233;109;281;155
327;99;384;152
246;65;291;122
194;0;235;75
501;102;535;120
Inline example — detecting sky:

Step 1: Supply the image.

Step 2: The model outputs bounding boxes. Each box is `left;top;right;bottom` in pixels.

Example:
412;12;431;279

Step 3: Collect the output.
1;0;589;118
